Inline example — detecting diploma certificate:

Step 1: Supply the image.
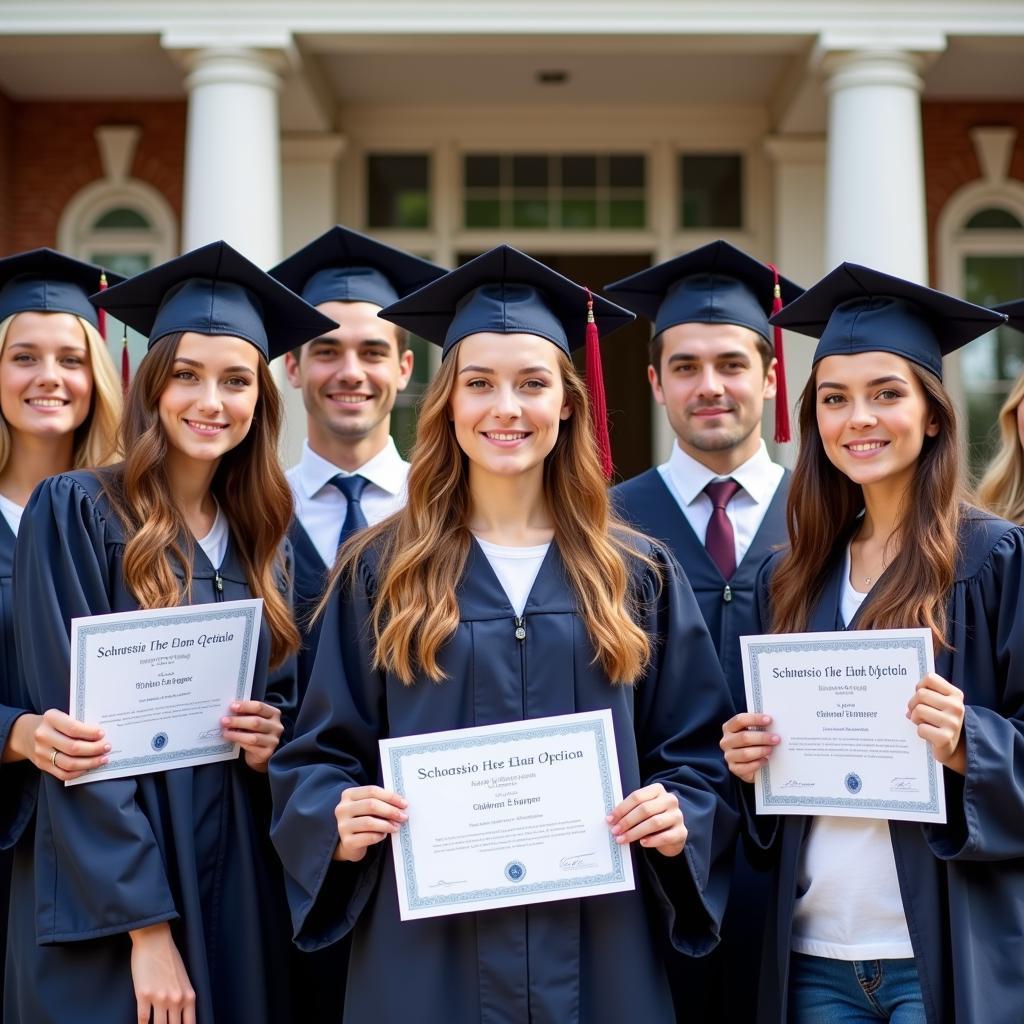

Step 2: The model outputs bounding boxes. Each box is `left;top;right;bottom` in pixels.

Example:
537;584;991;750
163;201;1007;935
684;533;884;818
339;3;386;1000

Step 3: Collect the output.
67;599;263;786
741;629;946;823
379;710;635;920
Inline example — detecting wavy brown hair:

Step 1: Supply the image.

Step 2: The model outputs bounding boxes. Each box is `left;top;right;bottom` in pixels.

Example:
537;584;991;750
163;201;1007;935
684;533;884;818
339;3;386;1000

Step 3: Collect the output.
977;370;1024;523
771;361;963;650
103;332;299;667
323;343;655;685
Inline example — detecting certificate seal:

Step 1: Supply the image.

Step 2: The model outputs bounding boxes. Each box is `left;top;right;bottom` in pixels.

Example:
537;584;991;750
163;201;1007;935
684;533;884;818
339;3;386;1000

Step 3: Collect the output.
504;860;527;883
151;732;169;752
844;772;862;795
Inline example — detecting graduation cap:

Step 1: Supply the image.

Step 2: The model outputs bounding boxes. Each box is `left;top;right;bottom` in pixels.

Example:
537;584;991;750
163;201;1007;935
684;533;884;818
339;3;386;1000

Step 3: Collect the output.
0;248;124;331
770;262;1008;380
379;244;636;477
993;298;1024;334
269;225;447;311
604;240;804;442
91;240;338;362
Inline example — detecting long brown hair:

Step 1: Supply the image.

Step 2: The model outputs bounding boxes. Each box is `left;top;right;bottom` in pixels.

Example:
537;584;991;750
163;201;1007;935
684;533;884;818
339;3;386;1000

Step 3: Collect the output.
324;343;655;685
771;361;963;650
104;332;299;667
977;370;1024;523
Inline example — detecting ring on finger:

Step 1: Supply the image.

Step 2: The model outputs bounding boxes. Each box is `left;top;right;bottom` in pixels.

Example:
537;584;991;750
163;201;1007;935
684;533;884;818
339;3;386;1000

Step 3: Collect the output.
51;748;60;770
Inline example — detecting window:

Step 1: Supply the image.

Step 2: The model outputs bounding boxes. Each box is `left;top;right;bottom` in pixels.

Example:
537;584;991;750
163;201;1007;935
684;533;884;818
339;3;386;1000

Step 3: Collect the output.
367;155;430;229
462;153;646;230
679;154;743;229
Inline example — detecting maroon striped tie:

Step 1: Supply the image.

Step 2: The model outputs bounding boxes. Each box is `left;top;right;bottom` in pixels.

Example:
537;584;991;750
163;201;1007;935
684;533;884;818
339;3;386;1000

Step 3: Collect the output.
704;479;741;580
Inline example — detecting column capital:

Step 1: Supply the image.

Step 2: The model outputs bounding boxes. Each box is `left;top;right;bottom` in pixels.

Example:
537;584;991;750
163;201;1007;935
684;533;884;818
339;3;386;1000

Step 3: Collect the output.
162;33;296;88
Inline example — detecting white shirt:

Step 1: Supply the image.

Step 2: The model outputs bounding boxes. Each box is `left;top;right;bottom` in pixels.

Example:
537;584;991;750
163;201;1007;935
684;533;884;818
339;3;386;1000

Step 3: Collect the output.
0;494;23;537
196;503;229;570
286;437;410;568
657;440;785;568
790;546;914;961
474;537;551;618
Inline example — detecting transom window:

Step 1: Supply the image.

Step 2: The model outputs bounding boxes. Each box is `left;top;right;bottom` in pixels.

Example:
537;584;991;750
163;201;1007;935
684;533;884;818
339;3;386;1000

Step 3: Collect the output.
462;152;646;230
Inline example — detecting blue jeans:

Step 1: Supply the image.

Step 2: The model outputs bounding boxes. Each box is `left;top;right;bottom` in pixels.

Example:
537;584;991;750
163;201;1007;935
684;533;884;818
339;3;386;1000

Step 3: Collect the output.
788;953;926;1023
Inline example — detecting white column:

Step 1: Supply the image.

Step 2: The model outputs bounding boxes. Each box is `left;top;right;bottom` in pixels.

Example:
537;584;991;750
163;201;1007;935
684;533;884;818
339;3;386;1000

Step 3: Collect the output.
180;47;285;267
823;50;928;282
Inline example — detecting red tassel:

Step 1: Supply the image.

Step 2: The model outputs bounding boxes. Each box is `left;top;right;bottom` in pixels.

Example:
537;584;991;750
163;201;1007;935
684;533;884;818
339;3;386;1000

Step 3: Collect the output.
767;263;790;444
584;288;613;480
97;272;107;341
120;325;130;393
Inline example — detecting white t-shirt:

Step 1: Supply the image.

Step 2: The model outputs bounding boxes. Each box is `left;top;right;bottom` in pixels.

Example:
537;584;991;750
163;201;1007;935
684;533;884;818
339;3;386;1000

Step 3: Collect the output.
790;546;914;960
0;494;23;537
196;504;229;571
474;536;550;618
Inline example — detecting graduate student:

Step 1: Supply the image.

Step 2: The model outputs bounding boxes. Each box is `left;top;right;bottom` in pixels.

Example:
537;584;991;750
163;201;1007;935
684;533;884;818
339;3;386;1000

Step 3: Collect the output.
269;245;739;1024
976;299;1024;522
719;264;1017;1024
0;249;123;1009
270;224;446;1024
5;241;336;1024
605;240;802;1023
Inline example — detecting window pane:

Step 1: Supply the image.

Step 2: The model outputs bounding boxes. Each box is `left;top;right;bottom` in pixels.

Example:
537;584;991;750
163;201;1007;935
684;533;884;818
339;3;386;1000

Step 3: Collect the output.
561;155;597;188
609;155;645;188
965;207;1024;230
680;154;743;228
512;198;550;228
465;155;501;189
608;198;646;228
464;198;502;229
93;207;151;230
560;198;598;229
512;156;548;188
367;155;430;228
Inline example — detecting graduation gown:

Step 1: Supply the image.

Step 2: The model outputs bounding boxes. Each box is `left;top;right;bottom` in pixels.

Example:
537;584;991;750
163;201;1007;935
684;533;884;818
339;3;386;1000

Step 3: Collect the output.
612;467;790;708
270;537;739;1024
750;510;1024;1024
3;470;295;1024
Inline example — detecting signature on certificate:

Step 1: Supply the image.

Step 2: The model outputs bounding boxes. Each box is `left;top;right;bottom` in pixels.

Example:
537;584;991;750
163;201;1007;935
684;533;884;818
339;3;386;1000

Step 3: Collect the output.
559;853;598;871
890;777;919;793
779;779;815;789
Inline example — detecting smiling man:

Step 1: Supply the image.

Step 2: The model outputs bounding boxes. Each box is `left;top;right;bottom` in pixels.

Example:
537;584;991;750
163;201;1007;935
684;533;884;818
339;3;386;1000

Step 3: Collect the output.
605;241;802;1024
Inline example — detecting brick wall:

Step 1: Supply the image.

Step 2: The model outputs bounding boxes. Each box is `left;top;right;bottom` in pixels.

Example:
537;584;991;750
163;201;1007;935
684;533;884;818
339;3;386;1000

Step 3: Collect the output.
5;100;186;255
923;101;1024;283
0;91;12;254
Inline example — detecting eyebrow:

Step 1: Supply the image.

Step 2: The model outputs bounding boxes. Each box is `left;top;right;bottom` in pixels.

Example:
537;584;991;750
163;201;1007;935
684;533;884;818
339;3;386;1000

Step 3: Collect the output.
666;350;751;363
816;375;909;391
458;364;553;375
7;341;87;352
174;357;255;374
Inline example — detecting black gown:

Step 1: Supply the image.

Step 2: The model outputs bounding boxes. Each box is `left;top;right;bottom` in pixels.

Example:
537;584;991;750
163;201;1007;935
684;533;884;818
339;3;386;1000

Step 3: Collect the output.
613;467;789;1023
3;470;295;1024
270;535;739;1024
749;510;1024;1024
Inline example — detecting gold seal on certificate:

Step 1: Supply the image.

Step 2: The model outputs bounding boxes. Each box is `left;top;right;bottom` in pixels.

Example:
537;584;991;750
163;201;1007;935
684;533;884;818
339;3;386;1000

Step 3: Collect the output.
741;628;947;824
67;598;263;786
379;709;635;921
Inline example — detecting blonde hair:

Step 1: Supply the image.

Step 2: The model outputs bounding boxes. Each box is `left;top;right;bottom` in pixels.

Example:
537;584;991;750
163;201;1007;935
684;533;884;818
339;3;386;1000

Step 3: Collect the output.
0;312;122;472
977;371;1024;524
323;344;656;686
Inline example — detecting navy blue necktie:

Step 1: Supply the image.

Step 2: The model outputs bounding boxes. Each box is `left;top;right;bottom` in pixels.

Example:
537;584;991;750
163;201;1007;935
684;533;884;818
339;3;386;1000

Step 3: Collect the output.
330;474;369;548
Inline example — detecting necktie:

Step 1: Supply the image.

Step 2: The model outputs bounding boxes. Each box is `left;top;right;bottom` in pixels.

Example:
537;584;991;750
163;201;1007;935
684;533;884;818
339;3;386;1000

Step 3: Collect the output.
703;478;741;580
330;474;369;548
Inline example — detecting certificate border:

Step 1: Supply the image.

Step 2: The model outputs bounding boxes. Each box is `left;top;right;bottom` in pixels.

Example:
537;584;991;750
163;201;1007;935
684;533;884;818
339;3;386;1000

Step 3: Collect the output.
73;605;258;772
746;635;941;815
388;717;628;913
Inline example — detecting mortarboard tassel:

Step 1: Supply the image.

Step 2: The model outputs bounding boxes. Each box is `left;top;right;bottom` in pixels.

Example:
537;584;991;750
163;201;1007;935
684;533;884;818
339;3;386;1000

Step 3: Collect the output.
584;288;613;480
767;263;791;444
120;322;130;392
97;272;108;341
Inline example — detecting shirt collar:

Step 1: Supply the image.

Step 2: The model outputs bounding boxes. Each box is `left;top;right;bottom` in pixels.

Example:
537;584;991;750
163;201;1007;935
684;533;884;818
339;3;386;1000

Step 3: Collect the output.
666;439;779;506
297;437;408;499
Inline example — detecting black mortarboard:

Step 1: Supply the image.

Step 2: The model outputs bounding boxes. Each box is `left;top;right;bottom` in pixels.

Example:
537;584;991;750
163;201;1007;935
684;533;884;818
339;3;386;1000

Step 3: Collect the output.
91;241;337;361
994;299;1024;334
378;244;634;358
603;239;803;342
770;262;1007;380
269;225;447;311
379;244;635;477
0;248;124;330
